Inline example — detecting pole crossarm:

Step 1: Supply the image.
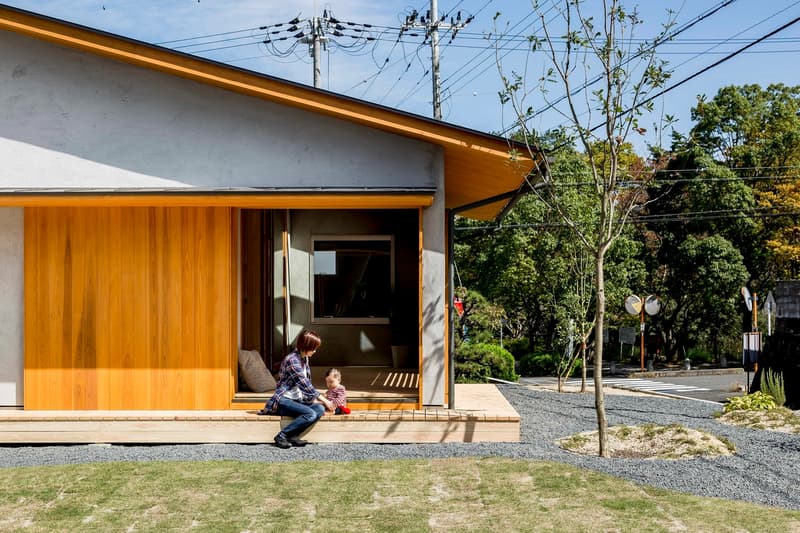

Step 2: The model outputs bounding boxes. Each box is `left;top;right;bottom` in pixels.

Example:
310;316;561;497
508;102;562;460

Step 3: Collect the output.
401;2;472;119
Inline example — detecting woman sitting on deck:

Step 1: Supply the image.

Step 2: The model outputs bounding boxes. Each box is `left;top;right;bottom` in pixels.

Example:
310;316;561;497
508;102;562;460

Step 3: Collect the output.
260;329;335;449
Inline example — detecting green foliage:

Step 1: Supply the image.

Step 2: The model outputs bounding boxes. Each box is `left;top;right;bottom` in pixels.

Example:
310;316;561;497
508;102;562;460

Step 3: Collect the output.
503;337;530;358
760;369;786;407
685;349;715;365
455;342;518;383
453;289;505;346
519;352;581;377
723;391;777;413
690;83;800;171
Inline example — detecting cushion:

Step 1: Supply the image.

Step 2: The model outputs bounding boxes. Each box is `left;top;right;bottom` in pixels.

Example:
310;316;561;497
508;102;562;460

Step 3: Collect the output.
238;349;276;392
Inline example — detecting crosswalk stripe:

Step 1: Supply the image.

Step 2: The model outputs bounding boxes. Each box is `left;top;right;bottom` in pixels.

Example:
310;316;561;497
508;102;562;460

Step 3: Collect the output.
599;378;711;394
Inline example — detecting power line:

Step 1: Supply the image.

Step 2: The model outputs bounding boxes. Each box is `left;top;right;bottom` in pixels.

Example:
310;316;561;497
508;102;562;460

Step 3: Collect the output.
400;0;474;118
529;13;800;156
454;208;800;233
499;0;739;136
544;175;799;187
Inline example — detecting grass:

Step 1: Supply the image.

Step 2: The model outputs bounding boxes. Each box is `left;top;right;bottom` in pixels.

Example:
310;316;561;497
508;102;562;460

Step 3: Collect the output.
1;458;799;532
717;407;800;433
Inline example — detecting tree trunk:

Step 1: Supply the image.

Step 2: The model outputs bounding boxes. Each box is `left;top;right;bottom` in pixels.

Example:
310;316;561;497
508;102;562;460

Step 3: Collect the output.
580;342;587;393
594;249;609;457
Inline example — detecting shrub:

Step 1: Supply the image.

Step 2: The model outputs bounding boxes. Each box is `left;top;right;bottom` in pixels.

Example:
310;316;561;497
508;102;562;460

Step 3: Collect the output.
518;352;581;377
503;337;530;358
518;353;557;376
455;342;518;383
760;369;786;407
723;391;777;413
686;348;714;365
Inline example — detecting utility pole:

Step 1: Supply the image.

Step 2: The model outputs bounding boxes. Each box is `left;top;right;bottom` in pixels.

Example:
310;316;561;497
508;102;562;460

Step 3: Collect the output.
430;0;441;119
262;9;374;89
402;2;471;119
301;17;327;88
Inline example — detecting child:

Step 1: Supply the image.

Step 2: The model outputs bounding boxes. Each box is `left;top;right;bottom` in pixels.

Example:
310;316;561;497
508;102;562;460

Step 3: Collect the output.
324;368;350;414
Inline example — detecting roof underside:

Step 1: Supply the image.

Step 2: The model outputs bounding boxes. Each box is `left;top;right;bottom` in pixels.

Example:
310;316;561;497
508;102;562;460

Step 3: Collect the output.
0;5;537;220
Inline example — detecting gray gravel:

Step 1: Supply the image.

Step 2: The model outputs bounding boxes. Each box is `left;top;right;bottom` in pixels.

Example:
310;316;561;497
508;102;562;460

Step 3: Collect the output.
1;384;798;510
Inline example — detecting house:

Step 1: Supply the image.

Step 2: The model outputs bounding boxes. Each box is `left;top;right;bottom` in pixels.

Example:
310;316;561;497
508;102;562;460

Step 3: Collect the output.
0;5;538;418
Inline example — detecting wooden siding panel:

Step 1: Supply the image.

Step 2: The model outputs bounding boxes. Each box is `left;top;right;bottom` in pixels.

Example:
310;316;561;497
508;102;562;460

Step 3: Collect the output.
24;207;234;410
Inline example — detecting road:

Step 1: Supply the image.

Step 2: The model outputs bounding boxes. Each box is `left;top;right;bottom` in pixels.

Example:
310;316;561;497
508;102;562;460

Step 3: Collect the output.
520;370;750;404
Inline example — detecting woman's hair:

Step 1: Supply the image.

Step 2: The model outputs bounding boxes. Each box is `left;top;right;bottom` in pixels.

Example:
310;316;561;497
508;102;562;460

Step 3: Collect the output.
295;329;322;353
325;368;341;380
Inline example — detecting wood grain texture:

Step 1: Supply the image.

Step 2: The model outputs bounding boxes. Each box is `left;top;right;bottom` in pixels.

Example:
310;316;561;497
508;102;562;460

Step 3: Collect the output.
24;207;234;410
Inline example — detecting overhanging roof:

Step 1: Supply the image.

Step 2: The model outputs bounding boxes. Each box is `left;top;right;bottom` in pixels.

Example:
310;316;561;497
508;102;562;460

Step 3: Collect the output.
0;4;538;220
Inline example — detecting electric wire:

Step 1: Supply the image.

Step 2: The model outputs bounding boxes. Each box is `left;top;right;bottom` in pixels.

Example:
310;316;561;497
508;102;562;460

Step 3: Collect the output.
498;0;740;136
454;208;800;233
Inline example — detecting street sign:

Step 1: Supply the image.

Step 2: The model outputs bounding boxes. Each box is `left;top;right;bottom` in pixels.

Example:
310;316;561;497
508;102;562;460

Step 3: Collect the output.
644;295;662;316
624;295;642;315
619;326;637;345
741;286;753;311
765;291;776;336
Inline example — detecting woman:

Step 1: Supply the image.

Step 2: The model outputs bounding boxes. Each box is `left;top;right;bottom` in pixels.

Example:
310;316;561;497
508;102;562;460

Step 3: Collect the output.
262;329;334;448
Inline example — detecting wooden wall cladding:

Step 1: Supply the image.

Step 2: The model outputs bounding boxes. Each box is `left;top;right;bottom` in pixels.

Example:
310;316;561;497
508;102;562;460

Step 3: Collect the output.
24;207;234;410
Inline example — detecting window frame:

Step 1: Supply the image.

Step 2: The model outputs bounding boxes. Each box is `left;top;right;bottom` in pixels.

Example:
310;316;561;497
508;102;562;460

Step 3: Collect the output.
310;234;395;325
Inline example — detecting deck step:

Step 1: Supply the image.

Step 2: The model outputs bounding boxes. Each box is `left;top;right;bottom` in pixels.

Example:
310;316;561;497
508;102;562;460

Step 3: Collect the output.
0;385;519;444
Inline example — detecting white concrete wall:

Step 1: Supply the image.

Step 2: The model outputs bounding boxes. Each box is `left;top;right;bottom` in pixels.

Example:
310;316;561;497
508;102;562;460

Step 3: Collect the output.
0;208;24;407
421;148;446;406
0;31;437;190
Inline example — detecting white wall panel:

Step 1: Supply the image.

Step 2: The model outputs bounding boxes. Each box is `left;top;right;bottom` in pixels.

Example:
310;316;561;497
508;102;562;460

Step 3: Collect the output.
0;208;23;406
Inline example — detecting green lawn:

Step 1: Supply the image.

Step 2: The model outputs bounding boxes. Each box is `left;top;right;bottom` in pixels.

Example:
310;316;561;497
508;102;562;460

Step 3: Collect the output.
1;457;797;532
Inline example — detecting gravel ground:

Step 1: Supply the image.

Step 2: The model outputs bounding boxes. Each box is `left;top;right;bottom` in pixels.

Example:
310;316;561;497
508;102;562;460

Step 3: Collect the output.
1;384;798;510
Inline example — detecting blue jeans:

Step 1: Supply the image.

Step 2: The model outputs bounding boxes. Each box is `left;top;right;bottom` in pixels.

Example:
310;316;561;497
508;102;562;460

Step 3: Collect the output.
276;398;324;438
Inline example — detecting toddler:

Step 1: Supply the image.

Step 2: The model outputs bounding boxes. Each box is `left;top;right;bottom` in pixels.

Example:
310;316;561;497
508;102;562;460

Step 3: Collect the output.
324;368;350;414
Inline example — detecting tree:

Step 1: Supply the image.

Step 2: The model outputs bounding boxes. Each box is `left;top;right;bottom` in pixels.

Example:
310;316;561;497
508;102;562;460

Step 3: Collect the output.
497;0;674;456
498;0;672;457
690;84;800;173
686;83;800;281
760;181;800;278
657;235;749;361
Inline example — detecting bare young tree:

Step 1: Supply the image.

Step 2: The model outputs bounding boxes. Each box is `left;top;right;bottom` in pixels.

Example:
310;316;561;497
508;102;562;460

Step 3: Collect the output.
497;0;675;456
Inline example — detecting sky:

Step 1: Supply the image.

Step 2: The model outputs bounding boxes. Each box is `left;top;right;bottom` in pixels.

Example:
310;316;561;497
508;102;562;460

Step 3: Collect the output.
4;0;800;155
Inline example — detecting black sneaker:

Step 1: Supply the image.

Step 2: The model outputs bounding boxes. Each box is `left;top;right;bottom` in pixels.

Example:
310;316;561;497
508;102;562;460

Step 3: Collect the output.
274;434;292;449
288;437;309;447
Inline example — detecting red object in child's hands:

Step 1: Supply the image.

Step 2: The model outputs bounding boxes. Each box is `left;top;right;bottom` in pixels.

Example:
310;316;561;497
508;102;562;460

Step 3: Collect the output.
335;406;351;415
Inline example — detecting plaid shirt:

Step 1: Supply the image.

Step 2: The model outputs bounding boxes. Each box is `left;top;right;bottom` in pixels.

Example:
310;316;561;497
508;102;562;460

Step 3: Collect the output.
325;385;347;408
265;351;320;413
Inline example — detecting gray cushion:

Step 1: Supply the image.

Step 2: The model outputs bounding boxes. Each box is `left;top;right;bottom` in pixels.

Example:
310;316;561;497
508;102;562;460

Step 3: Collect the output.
238;349;276;393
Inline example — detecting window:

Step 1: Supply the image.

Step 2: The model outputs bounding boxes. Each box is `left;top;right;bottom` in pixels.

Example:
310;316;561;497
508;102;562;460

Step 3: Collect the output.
312;236;393;324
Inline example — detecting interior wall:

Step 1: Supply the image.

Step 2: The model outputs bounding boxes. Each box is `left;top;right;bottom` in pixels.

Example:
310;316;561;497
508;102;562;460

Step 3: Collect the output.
0;208;24;407
24;206;234;410
281;209;420;367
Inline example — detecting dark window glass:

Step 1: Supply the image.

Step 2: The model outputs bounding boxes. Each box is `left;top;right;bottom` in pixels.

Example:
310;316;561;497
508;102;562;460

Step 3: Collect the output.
313;239;392;319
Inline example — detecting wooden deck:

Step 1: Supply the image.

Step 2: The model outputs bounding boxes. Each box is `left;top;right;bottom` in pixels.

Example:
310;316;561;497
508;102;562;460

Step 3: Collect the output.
0;384;519;444
234;366;421;410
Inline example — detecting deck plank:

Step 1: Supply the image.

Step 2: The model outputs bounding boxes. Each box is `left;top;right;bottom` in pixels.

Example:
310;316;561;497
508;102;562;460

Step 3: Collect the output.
0;384;518;444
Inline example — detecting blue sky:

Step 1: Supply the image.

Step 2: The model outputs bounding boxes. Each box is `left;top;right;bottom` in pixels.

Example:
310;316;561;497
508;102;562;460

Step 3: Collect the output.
4;1;800;154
